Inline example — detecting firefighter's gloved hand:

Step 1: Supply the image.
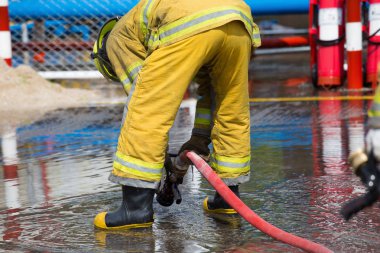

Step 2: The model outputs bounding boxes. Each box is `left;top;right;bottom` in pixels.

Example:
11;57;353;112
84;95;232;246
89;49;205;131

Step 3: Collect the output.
366;129;380;162
348;148;368;175
172;134;211;178
172;153;190;178
178;134;211;162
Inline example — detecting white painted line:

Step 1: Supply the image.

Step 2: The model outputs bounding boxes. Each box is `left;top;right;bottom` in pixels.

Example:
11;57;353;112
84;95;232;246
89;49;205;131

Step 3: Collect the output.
38;70;104;79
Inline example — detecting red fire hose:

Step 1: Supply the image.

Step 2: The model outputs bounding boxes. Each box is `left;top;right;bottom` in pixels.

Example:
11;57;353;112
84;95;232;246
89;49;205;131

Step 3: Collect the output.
186;151;333;253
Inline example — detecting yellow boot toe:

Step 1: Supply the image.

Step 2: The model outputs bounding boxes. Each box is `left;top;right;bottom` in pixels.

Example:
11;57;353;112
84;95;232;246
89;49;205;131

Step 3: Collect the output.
94;212;108;229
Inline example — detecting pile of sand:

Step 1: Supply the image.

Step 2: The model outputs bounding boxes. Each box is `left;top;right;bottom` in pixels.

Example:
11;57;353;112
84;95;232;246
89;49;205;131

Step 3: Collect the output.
0;59;106;133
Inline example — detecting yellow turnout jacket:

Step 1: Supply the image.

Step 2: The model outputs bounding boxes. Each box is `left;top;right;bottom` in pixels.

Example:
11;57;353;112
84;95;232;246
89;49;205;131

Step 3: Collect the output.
106;0;261;94
369;86;380;129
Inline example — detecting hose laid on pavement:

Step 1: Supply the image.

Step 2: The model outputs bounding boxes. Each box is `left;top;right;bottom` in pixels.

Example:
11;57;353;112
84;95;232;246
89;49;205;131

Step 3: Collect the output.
186;151;333;253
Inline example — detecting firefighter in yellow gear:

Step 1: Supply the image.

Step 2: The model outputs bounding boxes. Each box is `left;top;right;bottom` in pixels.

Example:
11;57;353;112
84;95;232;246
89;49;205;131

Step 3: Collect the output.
349;85;380;170
92;0;261;230
343;86;380;220
366;86;380;159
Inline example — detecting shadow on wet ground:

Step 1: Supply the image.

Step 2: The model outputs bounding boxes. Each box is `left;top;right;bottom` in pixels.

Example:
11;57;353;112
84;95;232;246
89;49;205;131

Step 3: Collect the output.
1;53;379;253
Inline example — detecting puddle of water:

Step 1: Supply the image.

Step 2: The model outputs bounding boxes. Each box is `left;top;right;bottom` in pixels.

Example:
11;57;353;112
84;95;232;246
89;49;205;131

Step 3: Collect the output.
1;53;379;253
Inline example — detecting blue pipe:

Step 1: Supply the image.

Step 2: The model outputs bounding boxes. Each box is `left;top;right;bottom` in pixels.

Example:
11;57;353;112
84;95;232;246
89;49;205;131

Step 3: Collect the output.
248;0;309;15
9;0;309;20
9;0;136;19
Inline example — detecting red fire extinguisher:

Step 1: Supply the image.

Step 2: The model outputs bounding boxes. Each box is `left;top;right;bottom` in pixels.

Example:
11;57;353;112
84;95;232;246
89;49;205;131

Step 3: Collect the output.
366;0;380;89
311;0;346;88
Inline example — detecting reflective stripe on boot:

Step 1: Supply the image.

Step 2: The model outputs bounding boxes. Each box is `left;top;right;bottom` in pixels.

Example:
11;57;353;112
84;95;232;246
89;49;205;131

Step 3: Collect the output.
94;186;154;230
94;212;153;230
203;185;239;214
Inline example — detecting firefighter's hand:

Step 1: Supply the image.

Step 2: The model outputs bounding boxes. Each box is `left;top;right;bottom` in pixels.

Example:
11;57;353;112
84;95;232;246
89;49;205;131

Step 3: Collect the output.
348;149;368;175
178;134;211;162
366;129;380;162
171;152;190;178
171;135;211;178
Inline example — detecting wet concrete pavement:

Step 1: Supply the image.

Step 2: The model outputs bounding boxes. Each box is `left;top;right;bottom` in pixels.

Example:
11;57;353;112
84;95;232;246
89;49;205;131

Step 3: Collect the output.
1;53;379;253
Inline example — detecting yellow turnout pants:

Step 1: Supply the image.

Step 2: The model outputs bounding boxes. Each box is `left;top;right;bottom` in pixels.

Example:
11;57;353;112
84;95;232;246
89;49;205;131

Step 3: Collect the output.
110;21;252;188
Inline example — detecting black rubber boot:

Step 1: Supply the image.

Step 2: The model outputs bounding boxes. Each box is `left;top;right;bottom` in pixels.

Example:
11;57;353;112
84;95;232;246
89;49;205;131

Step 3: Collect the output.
94;186;155;230
203;185;239;214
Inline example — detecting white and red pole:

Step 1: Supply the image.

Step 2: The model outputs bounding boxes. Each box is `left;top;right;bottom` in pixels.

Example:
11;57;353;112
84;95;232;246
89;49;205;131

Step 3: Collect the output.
1;130;20;210
346;0;363;89
0;0;12;66
366;0;380;89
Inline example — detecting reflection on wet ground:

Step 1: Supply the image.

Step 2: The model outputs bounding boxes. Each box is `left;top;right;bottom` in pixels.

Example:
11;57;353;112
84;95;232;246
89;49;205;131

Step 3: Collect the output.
1;53;379;253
